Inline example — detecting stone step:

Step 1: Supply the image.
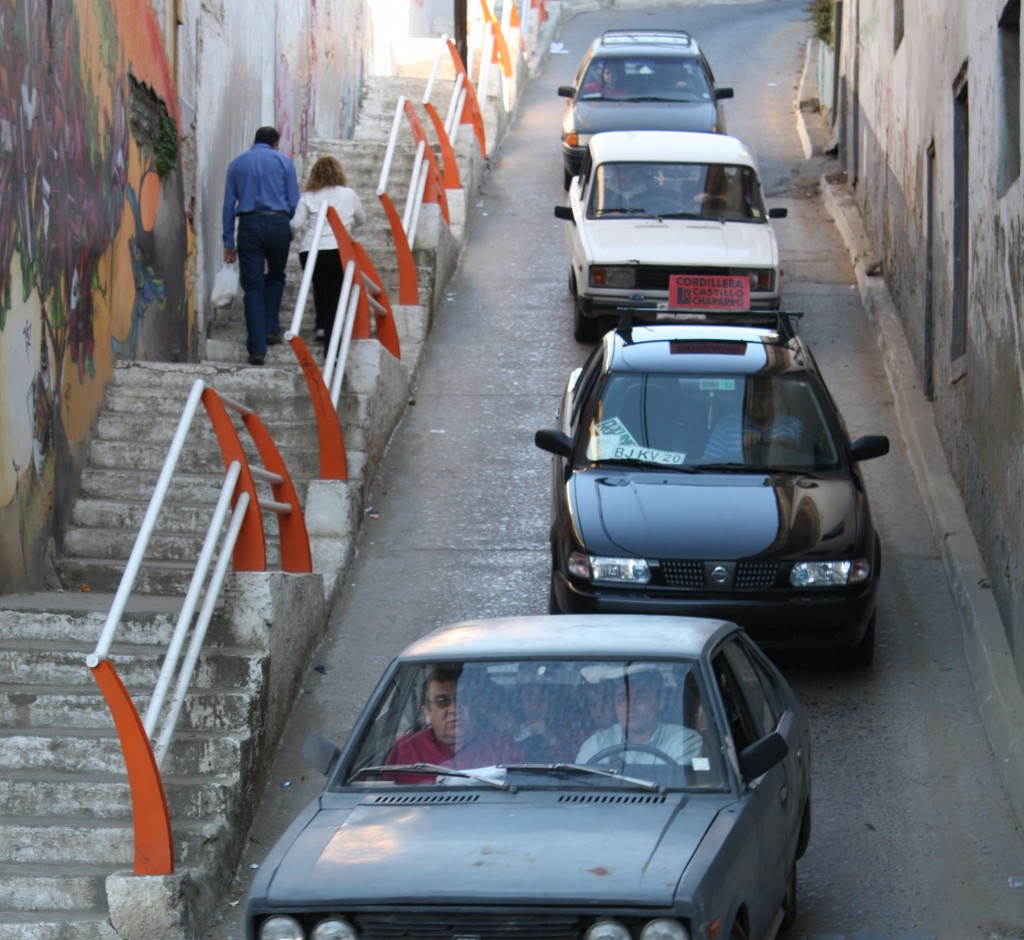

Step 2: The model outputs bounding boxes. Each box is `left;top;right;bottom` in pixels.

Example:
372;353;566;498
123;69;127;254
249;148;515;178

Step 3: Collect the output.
84;437;323;477
0;640;265;691
93;411;321;451
0;601;183;646
110;360;311;396
53;556;236;596
0;684;255;732
0;729;248;778
0;906;118;940
61;525;283;568
78;469;259;507
0;771;236;820
0;863;112;912
71;496;301;536
0;818;219;867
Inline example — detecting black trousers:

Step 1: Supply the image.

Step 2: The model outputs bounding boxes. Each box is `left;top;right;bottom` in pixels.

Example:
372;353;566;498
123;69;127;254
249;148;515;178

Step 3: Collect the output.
298;248;344;345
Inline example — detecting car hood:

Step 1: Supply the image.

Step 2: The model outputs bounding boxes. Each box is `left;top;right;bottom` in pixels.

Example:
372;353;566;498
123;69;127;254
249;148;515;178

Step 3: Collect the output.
570;99;720;136
261;793;723;906
584;218;776;268
571;471;859;558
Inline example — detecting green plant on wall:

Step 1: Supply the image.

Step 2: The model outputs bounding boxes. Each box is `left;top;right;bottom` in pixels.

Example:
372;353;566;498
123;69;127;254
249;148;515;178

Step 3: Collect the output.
808;0;834;48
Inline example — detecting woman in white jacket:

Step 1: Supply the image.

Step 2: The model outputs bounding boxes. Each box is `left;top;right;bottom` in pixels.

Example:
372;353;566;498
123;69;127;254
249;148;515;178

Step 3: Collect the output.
290;156;367;349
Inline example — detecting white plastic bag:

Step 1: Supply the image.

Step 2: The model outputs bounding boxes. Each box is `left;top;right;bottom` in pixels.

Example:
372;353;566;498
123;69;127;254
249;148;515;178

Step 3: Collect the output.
211;263;239;308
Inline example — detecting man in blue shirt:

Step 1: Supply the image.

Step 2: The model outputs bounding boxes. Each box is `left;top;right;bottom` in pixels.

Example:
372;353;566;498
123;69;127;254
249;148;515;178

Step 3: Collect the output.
222;127;300;365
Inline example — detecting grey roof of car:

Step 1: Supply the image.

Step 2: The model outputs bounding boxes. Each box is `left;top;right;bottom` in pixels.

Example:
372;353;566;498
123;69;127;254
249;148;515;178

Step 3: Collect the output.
397;614;736;662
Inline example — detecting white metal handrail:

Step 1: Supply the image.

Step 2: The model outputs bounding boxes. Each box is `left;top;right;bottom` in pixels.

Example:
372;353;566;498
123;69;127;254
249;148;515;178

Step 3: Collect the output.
86;378;293;769
287;202;330;338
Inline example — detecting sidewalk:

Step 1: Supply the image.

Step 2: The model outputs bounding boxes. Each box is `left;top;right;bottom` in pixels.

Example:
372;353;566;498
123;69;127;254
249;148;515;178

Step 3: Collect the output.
796;44;1024;832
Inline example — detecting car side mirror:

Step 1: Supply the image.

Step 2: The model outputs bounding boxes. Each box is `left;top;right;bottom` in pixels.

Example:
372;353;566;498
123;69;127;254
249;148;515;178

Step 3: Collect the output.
535;428;573;458
716;87;734;101
768;207;788;219
738;730;788;782
849;434;890;462
558;85;576;98
554;204;575;223
303;732;342;777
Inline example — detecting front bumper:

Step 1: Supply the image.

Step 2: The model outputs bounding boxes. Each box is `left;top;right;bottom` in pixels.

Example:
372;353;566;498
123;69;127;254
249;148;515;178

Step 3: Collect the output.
551;571;877;650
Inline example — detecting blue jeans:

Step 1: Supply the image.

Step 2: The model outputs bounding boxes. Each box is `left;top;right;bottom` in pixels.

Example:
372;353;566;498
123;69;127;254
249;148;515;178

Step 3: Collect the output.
236;213;292;356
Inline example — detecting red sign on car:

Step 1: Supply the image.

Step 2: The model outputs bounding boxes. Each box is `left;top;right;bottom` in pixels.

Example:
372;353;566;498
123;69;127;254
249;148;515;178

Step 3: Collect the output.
669;274;750;311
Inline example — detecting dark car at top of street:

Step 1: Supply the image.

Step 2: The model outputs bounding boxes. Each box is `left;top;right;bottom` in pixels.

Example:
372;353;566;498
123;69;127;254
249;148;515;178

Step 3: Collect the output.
245;614;812;940
535;315;890;666
559;29;733;188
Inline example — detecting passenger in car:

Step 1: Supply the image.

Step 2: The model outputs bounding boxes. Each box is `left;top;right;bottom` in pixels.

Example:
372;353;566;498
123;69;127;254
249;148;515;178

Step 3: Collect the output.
701;395;804;463
384;666;523;781
583;61;630;99
576;669;703;765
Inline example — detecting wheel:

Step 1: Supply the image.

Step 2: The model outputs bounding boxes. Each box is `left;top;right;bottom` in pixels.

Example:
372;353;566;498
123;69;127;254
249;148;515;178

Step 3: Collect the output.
837;611;875;668
781;861;798;928
547;572;563;614
573;295;599;343
586;742;678;765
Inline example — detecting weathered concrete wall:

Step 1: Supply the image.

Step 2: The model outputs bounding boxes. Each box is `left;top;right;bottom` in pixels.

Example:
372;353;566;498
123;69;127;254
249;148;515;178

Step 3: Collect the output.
835;0;1024;676
0;0;371;593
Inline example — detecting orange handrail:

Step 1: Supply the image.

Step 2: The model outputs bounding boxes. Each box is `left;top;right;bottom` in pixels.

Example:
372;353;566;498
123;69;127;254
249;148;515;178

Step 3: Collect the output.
403;100;450;225
89;658;174;875
448;39;488;159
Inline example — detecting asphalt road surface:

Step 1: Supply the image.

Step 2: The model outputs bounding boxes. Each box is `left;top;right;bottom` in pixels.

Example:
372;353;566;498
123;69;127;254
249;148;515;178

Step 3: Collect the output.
206;3;1024;938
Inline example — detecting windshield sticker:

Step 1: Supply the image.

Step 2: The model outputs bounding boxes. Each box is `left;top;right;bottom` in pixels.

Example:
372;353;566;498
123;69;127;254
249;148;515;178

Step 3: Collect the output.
699;378;737;390
593;416;639;448
605;444;687;466
590;417;687;465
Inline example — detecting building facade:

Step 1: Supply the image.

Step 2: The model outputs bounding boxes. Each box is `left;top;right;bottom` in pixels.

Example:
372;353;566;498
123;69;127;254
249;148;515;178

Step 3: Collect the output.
832;0;1024;678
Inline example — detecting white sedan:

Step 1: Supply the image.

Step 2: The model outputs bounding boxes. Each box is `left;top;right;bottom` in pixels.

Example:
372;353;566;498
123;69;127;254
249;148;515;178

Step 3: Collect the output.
555;130;787;342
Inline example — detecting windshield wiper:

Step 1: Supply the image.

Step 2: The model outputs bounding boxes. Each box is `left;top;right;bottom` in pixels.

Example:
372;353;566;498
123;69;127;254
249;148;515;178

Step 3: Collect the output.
596;457;697;472
594;207;649;217
652;212;704;220
351;763;515;791
499;763;663;792
691;462;776;473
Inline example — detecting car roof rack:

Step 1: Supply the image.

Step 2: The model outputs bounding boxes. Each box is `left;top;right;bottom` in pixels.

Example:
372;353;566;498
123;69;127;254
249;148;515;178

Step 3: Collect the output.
600;29;694;46
614;309;804;342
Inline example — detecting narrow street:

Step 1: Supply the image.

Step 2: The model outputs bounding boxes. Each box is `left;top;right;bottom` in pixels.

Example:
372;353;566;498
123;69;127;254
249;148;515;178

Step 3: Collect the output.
207;3;1024;938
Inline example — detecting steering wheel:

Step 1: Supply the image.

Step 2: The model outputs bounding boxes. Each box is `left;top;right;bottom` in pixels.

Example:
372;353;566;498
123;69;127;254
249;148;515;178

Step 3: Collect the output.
586;742;678;765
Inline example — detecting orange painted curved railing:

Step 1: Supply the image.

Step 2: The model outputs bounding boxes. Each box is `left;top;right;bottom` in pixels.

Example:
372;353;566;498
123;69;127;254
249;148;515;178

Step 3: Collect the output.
240;409;314;571
89;658;174;875
479;0;513;77
447;39;488;159
424;101;461;190
378;191;420;306
289;332;348;480
403;99;450;225
200;387;266;571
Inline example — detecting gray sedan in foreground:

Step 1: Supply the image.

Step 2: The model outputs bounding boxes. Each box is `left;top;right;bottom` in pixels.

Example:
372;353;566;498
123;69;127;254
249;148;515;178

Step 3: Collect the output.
245;615;812;940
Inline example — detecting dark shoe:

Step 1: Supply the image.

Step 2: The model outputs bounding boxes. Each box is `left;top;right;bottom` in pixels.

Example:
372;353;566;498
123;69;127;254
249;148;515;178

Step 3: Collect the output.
249;355;265;366
266;332;282;346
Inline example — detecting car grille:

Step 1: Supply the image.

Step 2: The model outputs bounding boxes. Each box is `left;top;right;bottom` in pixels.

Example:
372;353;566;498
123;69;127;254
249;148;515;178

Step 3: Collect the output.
633;265;773;292
354;912;580;940
660;560;783;589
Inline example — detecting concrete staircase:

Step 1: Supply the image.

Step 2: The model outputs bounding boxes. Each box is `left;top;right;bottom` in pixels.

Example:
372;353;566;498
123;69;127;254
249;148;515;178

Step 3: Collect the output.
0;58;469;940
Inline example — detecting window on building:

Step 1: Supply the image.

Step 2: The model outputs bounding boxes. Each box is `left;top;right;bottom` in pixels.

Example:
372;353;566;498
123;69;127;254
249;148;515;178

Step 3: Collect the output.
998;0;1021;196
951;73;969;363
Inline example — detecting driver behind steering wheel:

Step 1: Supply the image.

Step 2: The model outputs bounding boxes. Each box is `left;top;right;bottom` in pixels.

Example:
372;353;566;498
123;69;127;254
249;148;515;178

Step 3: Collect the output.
576;667;703;765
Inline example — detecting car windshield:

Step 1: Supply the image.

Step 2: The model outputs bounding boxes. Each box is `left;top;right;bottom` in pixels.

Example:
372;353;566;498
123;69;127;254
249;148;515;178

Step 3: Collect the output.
588;162;766;221
584;373;842;472
578;56;712;102
340;658;728;791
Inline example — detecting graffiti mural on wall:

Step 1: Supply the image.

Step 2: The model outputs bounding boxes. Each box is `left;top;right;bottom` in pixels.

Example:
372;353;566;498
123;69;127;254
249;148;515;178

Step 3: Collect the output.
0;0;192;590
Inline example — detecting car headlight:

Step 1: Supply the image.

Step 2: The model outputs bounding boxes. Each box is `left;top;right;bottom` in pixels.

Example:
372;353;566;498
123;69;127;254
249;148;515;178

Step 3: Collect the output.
311;918;358;940
640;919;690;940
590;266;636;289
259;915;305;940
790;559;870;587
742;269;775;292
570;552;651;584
585;919;631;940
